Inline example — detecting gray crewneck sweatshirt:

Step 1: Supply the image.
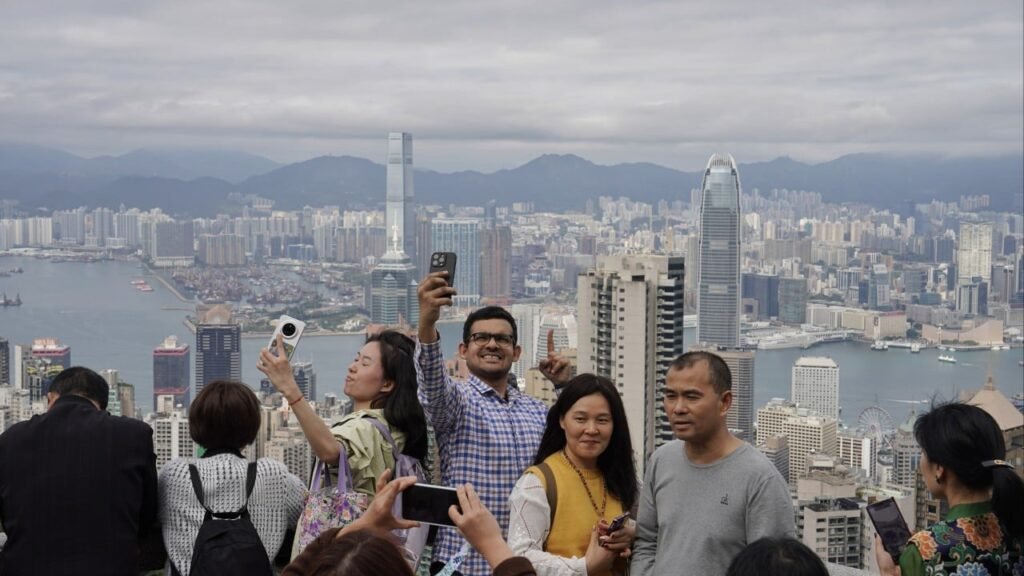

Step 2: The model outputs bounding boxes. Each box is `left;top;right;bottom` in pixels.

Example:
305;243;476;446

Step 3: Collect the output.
631;440;796;576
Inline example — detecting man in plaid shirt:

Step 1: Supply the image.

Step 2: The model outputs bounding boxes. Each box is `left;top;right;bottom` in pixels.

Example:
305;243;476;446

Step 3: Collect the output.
416;270;570;576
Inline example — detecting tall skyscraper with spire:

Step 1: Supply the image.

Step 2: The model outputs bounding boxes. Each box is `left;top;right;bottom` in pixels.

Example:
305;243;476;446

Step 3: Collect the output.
370;223;419;327
386;132;416;272
697;153;742;348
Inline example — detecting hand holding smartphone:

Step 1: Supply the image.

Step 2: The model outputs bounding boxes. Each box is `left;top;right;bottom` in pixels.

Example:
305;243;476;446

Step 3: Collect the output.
267;315;306;360
429;251;457;291
400;483;461;527
867;498;912;563
607;511;630;533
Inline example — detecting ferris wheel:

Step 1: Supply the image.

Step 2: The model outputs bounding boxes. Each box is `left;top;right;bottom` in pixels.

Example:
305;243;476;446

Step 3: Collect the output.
858;405;896;447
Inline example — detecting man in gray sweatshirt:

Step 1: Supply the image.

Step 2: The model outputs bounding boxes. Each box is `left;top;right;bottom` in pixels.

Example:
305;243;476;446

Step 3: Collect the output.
631;351;795;576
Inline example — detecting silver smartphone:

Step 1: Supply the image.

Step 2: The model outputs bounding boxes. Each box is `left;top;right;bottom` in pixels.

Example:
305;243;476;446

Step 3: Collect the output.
267;315;306;360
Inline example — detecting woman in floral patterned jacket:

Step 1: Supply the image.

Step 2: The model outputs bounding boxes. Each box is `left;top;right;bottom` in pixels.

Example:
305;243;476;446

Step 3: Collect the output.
876;403;1023;576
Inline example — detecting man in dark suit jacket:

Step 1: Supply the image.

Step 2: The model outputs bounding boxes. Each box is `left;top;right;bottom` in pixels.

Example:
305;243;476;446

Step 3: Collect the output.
0;366;158;576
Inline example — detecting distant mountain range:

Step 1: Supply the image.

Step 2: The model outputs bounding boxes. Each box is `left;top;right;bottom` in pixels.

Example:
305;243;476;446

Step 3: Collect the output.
1;142;1020;218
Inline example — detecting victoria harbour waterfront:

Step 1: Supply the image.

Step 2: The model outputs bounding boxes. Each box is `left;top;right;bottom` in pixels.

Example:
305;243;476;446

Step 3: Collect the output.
1;255;1021;424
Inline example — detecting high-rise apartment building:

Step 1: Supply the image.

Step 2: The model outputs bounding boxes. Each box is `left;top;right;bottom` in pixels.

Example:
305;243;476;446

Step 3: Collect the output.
800;498;864;568
758;434;790;482
0;337;8;386
431;218;481;305
868;264;891;310
194;305;241;396
292;361;317;402
153;220;195;265
792;357;840;421
891;412;921;489
118;381;136;420
480;225;513;299
690;344;755;441
30;338;70;370
741;273;779;320
957;221;993;285
778;276;807;324
697;154;741;347
578;255;685;471
154;335;191;410
838;428;874;480
385;132;416;269
100;369;121;416
148;395;195;469
757;398;838;483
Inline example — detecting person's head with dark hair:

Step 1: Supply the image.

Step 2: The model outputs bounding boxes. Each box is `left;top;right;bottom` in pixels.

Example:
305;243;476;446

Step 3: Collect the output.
299;528;415;576
189;380;261;451
663;351;734;446
458;305;522;391
669;351;732;393
364;330;428;461
914;402;1024;541
47;366;109;411
726;537;828;576
534;373;639;510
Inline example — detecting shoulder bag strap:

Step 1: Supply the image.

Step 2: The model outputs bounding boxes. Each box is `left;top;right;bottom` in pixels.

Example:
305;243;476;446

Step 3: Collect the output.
536;461;558;525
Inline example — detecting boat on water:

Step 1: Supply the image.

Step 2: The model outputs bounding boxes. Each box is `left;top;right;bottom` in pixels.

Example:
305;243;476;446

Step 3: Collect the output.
870;341;889;351
910;343;921;353
0;292;22;307
938;355;957;364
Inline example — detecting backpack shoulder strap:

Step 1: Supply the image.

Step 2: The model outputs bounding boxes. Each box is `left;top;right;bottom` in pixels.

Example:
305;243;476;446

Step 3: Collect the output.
364;415;398;451
188;464;213;515
241;461;258;511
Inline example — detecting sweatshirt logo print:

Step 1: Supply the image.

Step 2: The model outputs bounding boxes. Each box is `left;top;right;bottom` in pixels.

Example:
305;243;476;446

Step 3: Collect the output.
720;494;729;505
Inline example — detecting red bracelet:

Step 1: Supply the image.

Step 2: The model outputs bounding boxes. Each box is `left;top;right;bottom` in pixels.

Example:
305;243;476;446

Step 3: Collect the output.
288;394;304;406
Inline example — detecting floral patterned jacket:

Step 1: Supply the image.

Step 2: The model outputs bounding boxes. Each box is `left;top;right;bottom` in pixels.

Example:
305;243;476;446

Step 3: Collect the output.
899;501;1023;576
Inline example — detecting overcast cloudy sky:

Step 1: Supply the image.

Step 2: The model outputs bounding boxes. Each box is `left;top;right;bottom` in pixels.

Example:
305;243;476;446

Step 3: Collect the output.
1;1;1021;171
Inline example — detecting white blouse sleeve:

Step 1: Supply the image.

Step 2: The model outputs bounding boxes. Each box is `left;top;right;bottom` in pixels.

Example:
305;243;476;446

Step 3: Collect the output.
507;473;588;576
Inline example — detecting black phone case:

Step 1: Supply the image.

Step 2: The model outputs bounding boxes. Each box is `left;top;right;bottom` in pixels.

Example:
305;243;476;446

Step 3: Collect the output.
429;252;457;289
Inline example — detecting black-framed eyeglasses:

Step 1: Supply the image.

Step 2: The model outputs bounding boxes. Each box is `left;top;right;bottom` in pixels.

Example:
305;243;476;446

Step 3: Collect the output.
469;332;516;346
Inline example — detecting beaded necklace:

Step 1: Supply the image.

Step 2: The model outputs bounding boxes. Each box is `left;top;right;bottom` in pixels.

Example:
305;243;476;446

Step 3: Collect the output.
561;449;607;518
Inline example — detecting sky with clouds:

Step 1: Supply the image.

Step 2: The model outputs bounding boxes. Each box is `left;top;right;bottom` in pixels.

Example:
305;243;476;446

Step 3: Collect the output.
1;0;1021;171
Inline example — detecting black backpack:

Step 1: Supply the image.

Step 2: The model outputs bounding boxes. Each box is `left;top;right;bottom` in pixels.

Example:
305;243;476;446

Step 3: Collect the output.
184;461;273;576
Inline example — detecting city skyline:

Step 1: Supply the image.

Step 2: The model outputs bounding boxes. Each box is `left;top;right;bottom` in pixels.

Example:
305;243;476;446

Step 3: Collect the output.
0;2;1020;171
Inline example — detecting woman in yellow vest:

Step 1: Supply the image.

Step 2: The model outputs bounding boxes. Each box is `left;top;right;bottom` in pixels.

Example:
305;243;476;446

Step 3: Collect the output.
507;374;639;576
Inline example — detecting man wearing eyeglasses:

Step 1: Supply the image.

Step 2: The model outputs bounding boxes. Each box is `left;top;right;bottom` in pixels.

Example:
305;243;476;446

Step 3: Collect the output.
416;270;560;576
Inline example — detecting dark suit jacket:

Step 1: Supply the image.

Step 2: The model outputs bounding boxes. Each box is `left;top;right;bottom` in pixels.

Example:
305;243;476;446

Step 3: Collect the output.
0;394;158;576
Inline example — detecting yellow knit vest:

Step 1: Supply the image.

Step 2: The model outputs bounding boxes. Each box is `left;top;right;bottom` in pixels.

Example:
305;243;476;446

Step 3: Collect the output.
526;452;624;576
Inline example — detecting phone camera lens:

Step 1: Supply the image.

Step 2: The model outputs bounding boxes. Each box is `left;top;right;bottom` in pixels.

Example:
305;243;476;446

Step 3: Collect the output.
282;323;297;337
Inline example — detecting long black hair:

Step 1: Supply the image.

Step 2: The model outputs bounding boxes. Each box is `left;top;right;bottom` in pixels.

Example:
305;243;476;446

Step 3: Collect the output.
367;330;428;461
914;402;1024;541
533;373;638;511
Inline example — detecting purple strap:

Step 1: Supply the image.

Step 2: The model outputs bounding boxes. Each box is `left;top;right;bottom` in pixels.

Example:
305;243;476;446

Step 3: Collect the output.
309;444;354;493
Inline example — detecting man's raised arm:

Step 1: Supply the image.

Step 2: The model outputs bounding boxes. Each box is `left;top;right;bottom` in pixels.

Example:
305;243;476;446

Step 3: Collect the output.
415;270;463;433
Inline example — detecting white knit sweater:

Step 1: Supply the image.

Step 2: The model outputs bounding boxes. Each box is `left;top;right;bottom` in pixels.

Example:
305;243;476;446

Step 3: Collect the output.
158;454;305;575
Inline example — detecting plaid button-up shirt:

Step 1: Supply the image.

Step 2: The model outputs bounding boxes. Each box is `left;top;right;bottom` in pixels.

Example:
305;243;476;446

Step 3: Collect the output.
415;339;547;576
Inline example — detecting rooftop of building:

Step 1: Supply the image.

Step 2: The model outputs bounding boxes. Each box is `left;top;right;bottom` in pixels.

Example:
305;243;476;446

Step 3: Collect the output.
794;356;838;368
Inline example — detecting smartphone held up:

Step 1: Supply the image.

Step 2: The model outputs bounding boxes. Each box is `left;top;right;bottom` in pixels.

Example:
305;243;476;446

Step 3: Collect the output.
429;251;457;291
267;315;306;360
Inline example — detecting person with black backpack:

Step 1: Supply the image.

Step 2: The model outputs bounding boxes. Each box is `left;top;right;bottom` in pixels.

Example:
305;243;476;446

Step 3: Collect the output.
159;380;305;576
